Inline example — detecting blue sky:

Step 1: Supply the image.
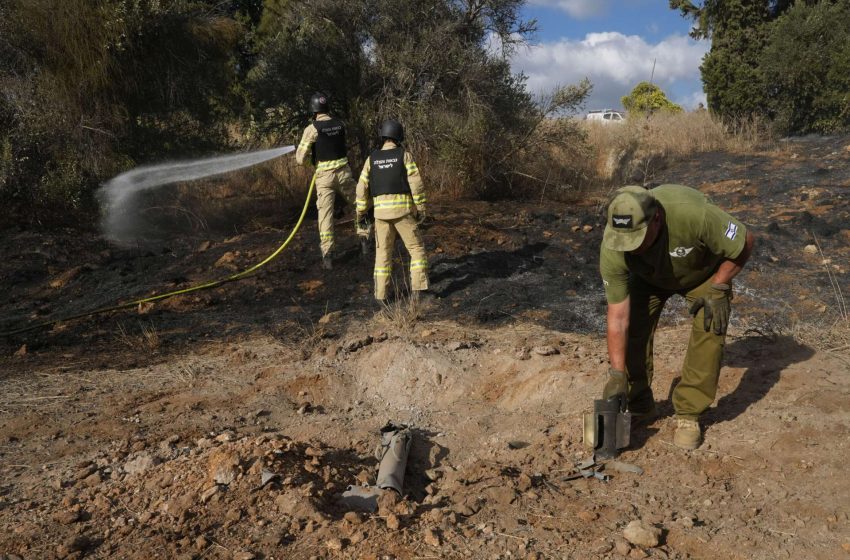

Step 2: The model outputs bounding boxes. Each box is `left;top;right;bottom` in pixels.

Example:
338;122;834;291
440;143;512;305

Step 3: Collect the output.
510;0;709;112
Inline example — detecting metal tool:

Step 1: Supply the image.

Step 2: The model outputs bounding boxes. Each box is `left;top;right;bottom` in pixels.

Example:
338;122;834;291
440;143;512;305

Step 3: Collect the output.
375;422;413;494
583;393;631;459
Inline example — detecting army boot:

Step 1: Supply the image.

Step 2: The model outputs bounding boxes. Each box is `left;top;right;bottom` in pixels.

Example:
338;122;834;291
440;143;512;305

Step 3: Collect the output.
629;401;658;425
673;417;702;450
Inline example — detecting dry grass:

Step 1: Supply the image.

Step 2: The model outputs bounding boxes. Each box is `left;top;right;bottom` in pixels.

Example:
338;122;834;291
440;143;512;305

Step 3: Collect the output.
790;234;849;356
377;292;421;333
582;111;773;186
116;320;161;353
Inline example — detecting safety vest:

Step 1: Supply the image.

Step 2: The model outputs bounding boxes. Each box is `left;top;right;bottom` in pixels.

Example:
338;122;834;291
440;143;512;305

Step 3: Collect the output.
369;147;411;197
312;119;347;162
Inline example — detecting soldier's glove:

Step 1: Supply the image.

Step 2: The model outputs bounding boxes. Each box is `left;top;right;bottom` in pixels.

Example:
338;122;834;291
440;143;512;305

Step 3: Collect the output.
689;283;732;335
602;368;628;400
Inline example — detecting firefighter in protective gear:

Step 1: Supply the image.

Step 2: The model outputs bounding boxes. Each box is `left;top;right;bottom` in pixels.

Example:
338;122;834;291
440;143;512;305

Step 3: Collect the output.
356;119;429;301
295;92;357;269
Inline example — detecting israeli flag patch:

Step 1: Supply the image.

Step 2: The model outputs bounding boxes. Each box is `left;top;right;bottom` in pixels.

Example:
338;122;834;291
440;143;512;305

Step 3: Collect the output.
725;221;738;240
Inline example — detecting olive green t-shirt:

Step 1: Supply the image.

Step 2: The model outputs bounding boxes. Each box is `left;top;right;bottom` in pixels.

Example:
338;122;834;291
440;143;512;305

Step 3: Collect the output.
600;184;748;304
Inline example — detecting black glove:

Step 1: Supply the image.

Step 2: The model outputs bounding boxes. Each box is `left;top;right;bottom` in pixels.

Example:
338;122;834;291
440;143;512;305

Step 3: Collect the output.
602;368;627;400
357;214;369;229
689;283;732;335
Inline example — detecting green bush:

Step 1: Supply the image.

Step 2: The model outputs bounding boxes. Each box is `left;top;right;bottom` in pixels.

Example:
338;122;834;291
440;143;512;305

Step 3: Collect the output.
621;82;682;116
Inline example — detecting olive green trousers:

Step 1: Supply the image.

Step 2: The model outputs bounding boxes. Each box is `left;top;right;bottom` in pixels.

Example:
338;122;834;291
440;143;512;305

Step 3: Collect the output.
626;275;729;420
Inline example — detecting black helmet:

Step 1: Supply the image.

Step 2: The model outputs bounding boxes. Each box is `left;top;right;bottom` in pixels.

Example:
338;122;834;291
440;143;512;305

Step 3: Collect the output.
309;92;329;113
379;119;404;142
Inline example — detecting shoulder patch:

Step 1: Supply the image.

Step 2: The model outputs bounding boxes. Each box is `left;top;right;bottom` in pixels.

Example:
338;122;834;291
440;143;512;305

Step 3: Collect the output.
725;221;738;240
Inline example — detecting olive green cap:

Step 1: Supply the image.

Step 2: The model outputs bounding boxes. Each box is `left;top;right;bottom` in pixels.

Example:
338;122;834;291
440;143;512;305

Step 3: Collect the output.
602;186;657;252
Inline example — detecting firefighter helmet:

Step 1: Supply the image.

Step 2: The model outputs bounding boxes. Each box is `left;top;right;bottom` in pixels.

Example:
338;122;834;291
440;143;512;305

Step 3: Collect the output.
379;119;404;142
309;92;329;113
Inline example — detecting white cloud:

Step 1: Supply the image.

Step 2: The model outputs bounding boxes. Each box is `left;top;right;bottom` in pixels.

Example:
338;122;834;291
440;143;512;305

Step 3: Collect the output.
528;0;612;19
676;90;708;110
511;32;709;111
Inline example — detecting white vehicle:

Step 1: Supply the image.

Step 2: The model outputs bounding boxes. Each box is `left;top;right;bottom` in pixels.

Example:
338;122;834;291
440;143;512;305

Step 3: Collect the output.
586;109;626;124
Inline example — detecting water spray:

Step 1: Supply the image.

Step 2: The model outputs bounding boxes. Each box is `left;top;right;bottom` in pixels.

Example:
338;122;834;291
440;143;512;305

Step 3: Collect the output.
2;146;311;337
99;146;294;245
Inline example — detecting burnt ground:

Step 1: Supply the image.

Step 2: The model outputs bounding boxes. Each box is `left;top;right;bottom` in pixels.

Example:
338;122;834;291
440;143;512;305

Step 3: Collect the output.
0;135;848;560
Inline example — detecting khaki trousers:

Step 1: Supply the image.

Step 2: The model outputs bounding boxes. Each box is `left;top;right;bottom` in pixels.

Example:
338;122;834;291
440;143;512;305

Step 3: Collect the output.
373;214;428;300
315;166;355;257
626;275;729;420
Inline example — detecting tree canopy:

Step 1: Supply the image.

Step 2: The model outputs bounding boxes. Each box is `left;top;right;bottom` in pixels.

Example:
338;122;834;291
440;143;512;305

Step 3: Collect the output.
1;0;588;222
621;82;683;116
670;0;850;133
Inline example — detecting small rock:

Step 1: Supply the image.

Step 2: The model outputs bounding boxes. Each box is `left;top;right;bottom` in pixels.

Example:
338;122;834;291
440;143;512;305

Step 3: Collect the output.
64;534;91;553
214;431;236;443
53;507;82;525
197;240;211;252
377;488;400;516
623;519;661;548
517;473;532;492
571;225;580;232
214;251;240;270
124;453;160;476
225;508;243;522
420;329;434;338
803;244;818;254
201;484;218;504
318;311;342;325
83;472;102;487
343;336;373;352
614;537;631;555
386;513;400;530
233;552;256;560
425;468;442;482
578;510;598;522
423;527;441;547
629;548;648;559
325;537;344;551
297;402;313;415
75;464;97;480
13;344;27;357
344;511;362;525
582;224;593;233
515;347;531;360
532;345;559;356
678;512;695;528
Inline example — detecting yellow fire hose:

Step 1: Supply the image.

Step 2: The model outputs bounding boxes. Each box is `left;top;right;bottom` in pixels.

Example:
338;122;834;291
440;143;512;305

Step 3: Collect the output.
1;172;317;337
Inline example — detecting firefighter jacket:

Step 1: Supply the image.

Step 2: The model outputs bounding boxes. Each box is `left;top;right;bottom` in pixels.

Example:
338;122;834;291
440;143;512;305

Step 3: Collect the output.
356;141;426;220
295;114;349;172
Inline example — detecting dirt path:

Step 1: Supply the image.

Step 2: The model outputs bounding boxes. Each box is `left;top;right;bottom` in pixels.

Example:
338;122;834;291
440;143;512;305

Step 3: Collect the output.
0;136;848;559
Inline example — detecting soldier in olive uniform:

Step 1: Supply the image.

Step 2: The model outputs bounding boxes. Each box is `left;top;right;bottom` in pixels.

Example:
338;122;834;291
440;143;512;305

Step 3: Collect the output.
600;185;755;449
295;92;357;270
355;119;428;302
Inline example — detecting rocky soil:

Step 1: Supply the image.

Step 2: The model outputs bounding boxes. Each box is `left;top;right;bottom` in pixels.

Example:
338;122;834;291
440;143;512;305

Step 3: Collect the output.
1;135;848;559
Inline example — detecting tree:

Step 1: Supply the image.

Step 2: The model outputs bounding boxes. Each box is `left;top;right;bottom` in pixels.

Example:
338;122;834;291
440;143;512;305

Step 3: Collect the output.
669;0;790;118
761;1;850;134
621;82;682;115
